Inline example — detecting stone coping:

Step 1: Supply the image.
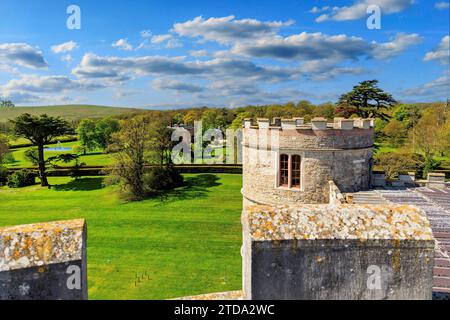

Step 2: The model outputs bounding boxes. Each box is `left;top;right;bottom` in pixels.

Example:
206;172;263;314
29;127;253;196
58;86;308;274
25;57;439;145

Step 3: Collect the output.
243;204;433;241
0;219;86;272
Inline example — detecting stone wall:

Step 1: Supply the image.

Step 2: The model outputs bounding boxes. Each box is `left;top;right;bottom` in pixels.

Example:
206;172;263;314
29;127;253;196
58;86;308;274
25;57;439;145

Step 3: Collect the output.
242;204;435;300
328;180;346;205
0;219;87;300
242;118;374;206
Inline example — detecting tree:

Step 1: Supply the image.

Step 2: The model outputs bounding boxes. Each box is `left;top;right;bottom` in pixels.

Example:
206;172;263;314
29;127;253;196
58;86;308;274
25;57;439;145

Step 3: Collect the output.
95;118;120;150
11;114;72;186
0;100;15;110
393;104;422;129
77;119;97;154
77;118;120;153
183;110;200;125
148;117;177;166
230;112;251;130
382;119;406;147
0;135;9;164
172;113;184;125
108;116;151;200
337;80;397;120
412;112;444;176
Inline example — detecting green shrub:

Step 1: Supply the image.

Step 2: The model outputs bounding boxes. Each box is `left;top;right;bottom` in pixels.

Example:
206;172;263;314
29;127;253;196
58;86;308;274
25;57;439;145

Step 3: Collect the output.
0;166;8;186
1;152;15;164
145;165;184;191
7;170;37;188
24;149;39;165
375;152;425;179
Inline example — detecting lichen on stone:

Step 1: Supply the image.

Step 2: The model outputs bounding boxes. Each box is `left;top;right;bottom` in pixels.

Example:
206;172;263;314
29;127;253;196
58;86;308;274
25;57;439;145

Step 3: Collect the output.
243;204;434;241
0;219;86;272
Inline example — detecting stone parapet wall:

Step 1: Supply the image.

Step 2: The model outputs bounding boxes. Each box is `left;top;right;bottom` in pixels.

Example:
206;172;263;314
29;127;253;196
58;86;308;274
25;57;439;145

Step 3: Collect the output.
242;204;435;300
0;219;87;300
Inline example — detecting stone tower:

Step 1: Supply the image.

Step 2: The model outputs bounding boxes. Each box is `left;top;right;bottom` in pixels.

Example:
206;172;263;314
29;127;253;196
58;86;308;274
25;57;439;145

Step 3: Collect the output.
242;117;375;206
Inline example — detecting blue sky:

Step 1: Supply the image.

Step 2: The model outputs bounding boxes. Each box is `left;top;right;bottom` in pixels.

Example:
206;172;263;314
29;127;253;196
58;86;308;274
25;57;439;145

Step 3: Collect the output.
0;0;448;109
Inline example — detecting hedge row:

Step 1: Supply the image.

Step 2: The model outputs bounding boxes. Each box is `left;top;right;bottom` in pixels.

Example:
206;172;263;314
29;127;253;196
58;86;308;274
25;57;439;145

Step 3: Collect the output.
9;137;78;149
7;165;243;176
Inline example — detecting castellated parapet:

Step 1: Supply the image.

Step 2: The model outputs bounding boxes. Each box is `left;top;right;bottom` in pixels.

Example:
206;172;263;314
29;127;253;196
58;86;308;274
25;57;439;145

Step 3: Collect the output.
242;117;375;206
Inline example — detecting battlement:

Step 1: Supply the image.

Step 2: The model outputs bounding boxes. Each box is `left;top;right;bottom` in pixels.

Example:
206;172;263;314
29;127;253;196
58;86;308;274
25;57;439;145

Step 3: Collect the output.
244;117;374;131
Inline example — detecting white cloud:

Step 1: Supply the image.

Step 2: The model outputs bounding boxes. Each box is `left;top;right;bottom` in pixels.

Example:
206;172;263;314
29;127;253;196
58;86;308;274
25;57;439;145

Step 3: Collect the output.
372;33;423;60
2;75;105;93
0;43;47;69
112;38;133;51
153;78;204;93
150;34;183;49
232;32;421;61
402;71;449;99
435;2;450;9
424;35;449;65
313;0;414;22
61;54;73;63
141;30;152;38
51;41;78;53
189;50;209;57
173;15;294;44
151;34;173;44
72;53;300;84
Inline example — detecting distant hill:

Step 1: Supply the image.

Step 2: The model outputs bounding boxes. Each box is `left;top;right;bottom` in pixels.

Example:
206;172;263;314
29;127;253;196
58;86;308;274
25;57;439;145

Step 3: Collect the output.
0;105;143;122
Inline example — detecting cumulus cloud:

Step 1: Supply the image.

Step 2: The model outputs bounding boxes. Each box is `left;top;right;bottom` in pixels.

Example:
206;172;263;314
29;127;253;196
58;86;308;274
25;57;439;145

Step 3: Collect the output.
189;50;209;57
2;75;105;93
372;33;423;60
173;15;293;44
424;35;449;65
112;38;133;51
150;34;182;49
0;43;48;69
402;71;450;99
151;34;173;44
232;32;421;61
72;53;299;83
435;2;450;9
313;0;414;22
153;78;204;93
51;41;78;53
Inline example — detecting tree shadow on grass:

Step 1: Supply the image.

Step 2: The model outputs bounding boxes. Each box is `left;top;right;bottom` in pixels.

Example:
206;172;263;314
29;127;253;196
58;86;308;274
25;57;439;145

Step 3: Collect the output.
53;177;105;191
152;174;222;203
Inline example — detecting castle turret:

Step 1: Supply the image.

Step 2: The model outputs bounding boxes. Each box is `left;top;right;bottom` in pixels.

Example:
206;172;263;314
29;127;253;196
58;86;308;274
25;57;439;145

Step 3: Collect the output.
242;117;375;206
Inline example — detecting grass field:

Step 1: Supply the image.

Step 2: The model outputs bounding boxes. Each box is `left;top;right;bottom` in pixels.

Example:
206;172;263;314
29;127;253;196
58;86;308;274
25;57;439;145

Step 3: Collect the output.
6;141;114;167
0;105;141;123
0;174;243;299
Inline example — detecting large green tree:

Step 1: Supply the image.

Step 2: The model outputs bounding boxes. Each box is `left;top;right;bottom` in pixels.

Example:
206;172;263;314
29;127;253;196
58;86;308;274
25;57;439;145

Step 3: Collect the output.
337;80;397;120
11;114;72;186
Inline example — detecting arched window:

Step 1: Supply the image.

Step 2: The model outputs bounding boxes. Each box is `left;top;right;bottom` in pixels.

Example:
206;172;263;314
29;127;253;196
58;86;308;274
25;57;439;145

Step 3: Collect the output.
279;154;302;188
291;155;301;188
280;154;289;187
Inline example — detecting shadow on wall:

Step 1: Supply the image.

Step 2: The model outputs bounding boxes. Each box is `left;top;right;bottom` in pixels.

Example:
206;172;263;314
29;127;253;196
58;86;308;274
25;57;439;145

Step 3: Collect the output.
155;174;222;203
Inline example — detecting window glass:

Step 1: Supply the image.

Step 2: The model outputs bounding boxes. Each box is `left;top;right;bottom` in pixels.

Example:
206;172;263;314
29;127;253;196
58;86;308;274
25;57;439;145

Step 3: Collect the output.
280;154;289;186
291;155;301;188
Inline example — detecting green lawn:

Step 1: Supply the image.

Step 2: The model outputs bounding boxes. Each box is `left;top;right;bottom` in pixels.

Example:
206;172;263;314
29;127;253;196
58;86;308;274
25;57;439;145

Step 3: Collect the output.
6;141;114;167
0;174;243;300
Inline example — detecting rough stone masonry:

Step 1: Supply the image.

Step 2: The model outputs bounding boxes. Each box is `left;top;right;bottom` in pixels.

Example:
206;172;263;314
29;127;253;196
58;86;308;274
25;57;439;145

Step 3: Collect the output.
0;219;87;300
242;204;435;300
